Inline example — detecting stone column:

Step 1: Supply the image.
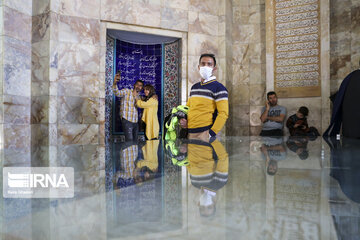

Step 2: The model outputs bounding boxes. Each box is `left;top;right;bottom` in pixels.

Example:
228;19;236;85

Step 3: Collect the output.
31;0;52;165
0;1;3;165
227;0;266;136
1;1;32;239
47;1;106;238
2;0;32;165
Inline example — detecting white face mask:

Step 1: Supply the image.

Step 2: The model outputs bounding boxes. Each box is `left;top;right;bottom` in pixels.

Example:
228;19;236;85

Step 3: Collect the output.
199;189;216;206
199;192;214;206
199;66;213;80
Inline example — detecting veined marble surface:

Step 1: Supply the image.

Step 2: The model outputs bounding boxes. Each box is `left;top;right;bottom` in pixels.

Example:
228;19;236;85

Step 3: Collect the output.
1;136;359;240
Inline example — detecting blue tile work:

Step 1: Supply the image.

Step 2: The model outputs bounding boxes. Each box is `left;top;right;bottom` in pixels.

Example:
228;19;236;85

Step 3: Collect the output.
105;36;114;197
105;36;115;143
164;40;180;117
113;40;162;134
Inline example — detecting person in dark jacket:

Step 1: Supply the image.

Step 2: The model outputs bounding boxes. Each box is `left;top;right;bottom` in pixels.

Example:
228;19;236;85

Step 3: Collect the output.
286;106;320;138
286;106;309;136
323;64;360;138
286;136;309;160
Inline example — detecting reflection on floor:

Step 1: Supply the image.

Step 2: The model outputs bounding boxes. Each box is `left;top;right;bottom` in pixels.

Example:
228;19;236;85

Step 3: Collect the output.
1;136;359;239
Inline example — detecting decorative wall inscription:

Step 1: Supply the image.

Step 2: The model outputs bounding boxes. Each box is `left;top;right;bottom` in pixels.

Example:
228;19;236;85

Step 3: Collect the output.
274;0;321;97
114;40;162;134
273;169;321;239
116;40;162;90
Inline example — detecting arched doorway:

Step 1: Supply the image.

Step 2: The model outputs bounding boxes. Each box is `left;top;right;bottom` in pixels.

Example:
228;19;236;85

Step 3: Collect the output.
105;30;182;142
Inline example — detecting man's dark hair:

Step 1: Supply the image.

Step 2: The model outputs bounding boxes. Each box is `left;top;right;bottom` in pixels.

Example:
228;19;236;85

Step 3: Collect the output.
199;53;216;67
298;149;309;160
267;91;277;100
134;79;144;86
199;205;216;218
266;160;278;175
298;106;309;117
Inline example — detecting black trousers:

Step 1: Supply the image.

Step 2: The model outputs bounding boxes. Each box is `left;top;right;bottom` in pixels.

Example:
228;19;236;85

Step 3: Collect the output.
121;118;139;142
260;129;283;136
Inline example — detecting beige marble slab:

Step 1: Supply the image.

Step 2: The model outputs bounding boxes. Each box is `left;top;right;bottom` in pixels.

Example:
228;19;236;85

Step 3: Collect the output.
249;63;265;85
32;56;50;84
56;145;104;171
3;147;31;166
3;95;30;124
58;124;99;145
189;0;219;15
3;0;32;15
133;1;161;27
0;96;3;124
101;0;135;24
57;71;99;97
32;0;50;16
31;96;49;124
57;43;100;73
31;124;50;146
249;83;266;105
57;0;100;19
188;32;218;57
233;64;250;85
189;12;219;35
32;12;51;43
57;96;99;124
3;37;31;96
161;7;188;32
164;0;189;10
4;124;31;149
3;7;31;43
32;41;50;58
187;55;201;86
58;15;100;45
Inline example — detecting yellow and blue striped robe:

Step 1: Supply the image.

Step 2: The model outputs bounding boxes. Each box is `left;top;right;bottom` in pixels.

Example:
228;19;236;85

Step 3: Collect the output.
187;80;229;137
187;139;229;190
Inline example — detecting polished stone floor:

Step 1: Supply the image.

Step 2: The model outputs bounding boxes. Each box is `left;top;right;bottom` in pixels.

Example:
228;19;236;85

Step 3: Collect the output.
1;136;359;240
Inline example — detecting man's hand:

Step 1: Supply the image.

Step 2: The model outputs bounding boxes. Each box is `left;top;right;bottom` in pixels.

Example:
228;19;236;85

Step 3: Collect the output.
114;73;120;83
267;114;285;123
113;74;120;90
152;95;158;100
180;118;188;128
132;90;139;99
265;100;270;111
260;101;270;123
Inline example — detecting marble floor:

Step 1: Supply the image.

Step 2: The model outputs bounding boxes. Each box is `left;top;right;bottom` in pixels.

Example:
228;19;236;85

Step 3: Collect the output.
0;136;359;240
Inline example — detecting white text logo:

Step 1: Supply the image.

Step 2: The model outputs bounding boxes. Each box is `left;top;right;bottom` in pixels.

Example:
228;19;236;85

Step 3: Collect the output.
3;167;74;198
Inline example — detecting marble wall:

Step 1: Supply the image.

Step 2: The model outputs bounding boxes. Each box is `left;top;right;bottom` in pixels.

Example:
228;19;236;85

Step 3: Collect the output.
0;1;33;238
0;2;106;238
30;0;103;153
0;0;343;152
47;0;228;142
1;0;229;167
0;1;220;169
1;0;33;165
330;0;360;94
227;0;266;136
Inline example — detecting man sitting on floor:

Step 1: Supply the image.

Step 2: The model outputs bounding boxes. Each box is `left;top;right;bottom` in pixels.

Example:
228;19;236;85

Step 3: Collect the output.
260;91;287;136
